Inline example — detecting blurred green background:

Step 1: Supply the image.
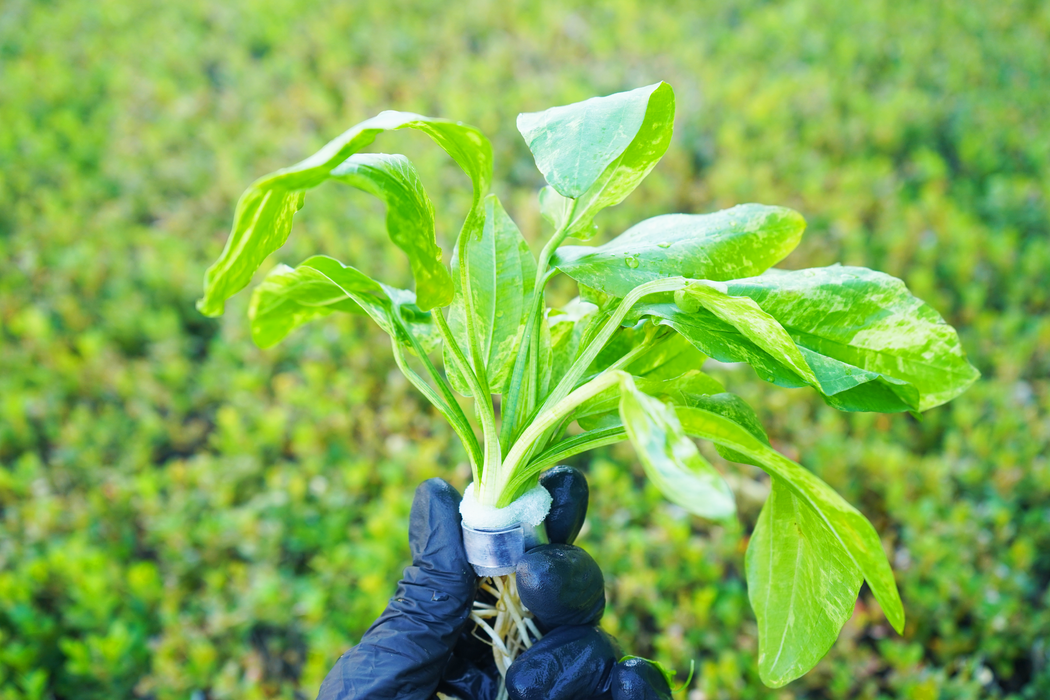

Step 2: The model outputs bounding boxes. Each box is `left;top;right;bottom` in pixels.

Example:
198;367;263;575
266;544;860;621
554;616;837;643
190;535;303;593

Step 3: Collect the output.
2;0;1048;698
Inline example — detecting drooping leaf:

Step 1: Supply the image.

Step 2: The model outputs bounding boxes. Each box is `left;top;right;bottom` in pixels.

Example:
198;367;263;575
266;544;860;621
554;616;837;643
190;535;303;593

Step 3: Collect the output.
248;255;437;352
249;263;368;349
445;195;536;395
618;375;735;520
554;204;805;297
198;111;492;317
329;153;451;310
723;266;980;411
675;280;819;388
517;83;675;239
674;405;904;634
249;255;481;470
747;479;864;688
635;302;921;413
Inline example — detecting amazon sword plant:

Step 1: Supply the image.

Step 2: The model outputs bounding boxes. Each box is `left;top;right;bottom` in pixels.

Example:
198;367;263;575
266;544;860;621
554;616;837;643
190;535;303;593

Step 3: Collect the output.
198;82;978;691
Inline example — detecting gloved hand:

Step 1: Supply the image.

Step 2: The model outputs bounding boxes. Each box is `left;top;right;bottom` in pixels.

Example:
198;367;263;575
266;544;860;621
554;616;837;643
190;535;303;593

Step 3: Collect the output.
317;466;675;700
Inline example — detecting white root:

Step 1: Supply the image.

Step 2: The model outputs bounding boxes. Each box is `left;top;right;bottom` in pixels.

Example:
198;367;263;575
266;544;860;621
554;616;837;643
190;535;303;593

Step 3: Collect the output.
468;573;543;699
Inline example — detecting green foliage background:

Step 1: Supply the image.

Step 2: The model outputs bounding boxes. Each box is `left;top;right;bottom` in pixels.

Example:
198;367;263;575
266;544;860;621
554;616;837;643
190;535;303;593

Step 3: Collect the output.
1;0;1048;698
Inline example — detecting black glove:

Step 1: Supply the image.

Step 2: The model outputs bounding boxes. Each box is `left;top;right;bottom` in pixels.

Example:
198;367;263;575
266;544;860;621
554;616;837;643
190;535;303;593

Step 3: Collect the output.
316;466;674;700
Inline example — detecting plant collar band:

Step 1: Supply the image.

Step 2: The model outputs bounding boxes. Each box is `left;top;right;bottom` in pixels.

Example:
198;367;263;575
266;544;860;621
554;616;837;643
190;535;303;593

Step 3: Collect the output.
459;483;553;576
461;520;550;577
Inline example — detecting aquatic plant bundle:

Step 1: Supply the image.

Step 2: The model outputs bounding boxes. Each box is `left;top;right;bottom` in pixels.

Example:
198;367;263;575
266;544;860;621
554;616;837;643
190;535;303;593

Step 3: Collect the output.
198;82;978;690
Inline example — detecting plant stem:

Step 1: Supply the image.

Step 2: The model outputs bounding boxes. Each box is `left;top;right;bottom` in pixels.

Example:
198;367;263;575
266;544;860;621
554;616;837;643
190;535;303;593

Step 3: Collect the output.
434;311;501;485
456;217;495;402
536;278;686;418
496;278;686;502
389;328;482;479
499;207;576;452
498;370;625;496
452;209;503;488
502;426;627;503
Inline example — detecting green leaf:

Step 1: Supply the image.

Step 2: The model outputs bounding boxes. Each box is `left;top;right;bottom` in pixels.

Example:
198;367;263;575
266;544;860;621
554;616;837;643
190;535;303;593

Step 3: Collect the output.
248;255;481;471
198;110;492;317
537;308;554;402
573;352;765;466
548;298;600;390
248;255;436;351
445;195;537;395
518;83;675;239
622;331;708;380
747;478;864;688
538;186;575;230
553;204;805;298
723;266;980;411
330;153;451;310
674;405;904;634
635;301;921;413
249;263;368;349
576;369;724;430
675;280;819;388
617;375;735;520
686;393;769;466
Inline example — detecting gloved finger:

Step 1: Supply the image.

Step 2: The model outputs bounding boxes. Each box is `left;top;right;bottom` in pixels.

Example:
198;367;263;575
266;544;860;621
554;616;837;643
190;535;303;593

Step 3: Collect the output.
505;625;621;700
611;658;674;700
516;544;605;628
541;465;588;545
317;478;477;700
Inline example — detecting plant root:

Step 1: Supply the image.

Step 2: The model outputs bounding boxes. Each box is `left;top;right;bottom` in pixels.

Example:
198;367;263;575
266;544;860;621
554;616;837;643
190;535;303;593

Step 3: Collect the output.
470;574;543;700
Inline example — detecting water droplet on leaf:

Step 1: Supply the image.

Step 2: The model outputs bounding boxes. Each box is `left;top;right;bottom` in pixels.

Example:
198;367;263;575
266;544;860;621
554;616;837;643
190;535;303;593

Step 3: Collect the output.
657;242;672;249
625;256;640;268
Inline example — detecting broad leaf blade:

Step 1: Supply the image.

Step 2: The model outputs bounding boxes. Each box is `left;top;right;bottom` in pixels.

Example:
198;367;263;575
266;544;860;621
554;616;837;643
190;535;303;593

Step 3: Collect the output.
330;153;451;310
724;266;980;411
618;375;735;520
674;405;904;634
199;111;492;317
518;83;675;239
445;195;537;395
747;479;864;688
554;205;805;298
635;302;921;413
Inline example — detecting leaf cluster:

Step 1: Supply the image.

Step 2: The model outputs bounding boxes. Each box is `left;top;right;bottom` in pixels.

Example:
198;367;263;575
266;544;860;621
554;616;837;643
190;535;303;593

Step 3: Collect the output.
198;83;977;687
